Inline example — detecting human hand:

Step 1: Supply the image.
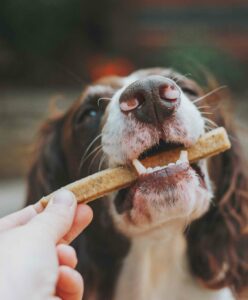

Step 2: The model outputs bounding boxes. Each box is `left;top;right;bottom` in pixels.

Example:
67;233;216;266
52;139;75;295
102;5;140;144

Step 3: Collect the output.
0;189;93;300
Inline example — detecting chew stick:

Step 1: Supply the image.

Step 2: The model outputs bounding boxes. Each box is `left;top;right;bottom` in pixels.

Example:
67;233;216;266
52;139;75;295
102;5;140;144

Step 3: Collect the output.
40;127;231;207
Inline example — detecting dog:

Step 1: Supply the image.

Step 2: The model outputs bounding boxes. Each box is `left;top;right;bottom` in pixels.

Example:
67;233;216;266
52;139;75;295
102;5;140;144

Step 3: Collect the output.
26;68;248;300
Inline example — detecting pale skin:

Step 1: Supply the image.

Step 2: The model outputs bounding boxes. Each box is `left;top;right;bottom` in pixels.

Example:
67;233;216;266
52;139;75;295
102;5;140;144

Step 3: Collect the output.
0;189;93;300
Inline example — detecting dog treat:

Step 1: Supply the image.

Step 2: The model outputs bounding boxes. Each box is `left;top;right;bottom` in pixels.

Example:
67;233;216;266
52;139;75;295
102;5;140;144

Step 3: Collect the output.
40;127;231;207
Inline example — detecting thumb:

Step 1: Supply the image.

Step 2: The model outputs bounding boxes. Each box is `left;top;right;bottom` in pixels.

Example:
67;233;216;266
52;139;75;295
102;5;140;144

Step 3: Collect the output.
27;190;77;243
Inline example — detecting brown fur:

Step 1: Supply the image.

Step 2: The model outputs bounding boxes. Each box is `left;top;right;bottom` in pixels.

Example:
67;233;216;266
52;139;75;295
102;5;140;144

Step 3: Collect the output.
26;70;248;298
187;87;248;295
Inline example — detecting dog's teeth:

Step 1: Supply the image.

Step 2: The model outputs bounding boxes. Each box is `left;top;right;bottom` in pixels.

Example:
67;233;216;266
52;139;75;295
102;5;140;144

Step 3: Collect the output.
133;156;183;176
154;166;161;171
146;167;153;173
132;159;147;175
147;167;162;173
176;150;189;165
179;150;188;162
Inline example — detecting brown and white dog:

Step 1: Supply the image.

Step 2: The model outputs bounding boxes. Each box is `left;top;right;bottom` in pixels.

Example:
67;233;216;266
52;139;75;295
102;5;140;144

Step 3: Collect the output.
26;68;248;300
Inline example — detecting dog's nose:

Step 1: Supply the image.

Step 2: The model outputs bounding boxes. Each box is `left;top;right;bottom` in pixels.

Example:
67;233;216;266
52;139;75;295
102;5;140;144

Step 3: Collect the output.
119;75;181;124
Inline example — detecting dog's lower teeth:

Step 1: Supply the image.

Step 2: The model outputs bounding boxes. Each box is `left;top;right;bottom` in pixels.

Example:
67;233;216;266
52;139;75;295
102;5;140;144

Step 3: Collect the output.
154;166;161;171
146;166;161;173
132;150;189;175
179;150;188;162
176;150;189;164
132;159;147;175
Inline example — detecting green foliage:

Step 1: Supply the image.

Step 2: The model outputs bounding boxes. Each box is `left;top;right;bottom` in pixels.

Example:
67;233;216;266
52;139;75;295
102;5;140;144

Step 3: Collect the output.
153;41;245;90
0;0;82;56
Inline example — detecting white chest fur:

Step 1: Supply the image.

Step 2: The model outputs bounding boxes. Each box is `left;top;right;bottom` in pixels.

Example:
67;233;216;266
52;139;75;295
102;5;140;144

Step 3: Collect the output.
113;229;234;300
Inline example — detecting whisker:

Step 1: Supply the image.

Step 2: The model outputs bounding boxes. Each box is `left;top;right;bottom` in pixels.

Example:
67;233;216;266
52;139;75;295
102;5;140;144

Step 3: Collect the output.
88;148;103;172
203;117;218;128
204;128;212;133
97;97;111;106
79;145;103;170
201;112;213;115
204;123;213;128
180;73;192;81
203;120;217;128
228;134;239;143
81;134;103;161
98;154;107;171
197;105;210;110
171;76;180;83
193;86;227;104
204;125;213;131
169;73;179;82
56;64;86;85
172;73;192;83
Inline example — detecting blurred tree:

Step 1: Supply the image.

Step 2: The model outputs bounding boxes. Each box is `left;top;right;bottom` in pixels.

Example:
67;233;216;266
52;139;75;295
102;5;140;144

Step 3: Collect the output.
0;0;82;56
0;0;118;85
145;39;245;90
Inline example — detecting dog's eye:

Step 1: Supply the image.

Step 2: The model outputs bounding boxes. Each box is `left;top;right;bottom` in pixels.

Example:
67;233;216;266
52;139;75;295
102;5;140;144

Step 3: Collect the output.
181;87;198;97
85;109;97;117
75;108;98;126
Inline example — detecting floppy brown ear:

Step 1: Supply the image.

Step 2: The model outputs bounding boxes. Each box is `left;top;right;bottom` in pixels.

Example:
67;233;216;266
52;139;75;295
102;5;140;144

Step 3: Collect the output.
187;96;248;293
26;113;69;205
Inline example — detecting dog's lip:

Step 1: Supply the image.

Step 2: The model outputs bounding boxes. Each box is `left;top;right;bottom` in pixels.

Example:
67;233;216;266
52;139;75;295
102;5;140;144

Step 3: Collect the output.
130;150;206;189
130;161;207;199
131;159;206;189
114;153;207;215
127;136;206;187
115;162;206;214
137;161;191;184
114;161;194;215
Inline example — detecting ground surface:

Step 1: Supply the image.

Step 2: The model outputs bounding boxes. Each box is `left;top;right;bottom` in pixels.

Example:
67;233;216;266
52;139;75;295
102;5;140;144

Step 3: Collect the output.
0;89;79;216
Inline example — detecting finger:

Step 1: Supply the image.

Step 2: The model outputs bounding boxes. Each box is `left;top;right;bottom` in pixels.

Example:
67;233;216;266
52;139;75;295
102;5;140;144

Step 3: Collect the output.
0;203;43;233
27;190;77;243
60;204;93;244
56;266;83;300
57;244;78;269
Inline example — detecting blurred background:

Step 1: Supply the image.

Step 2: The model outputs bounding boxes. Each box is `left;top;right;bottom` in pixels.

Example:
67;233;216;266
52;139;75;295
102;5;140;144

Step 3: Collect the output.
0;0;247;216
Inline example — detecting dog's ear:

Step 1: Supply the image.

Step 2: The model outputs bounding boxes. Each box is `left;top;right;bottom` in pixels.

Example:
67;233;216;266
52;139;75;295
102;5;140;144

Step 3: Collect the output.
26;114;69;205
187;94;248;293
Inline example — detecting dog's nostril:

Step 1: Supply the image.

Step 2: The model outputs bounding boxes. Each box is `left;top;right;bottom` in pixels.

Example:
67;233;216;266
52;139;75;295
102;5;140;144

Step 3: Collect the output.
119;76;181;123
159;84;180;102
120;94;145;112
120;97;139;112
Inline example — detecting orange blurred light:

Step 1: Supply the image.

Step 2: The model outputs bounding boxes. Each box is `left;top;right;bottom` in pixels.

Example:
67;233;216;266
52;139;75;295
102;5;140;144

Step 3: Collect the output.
88;55;134;80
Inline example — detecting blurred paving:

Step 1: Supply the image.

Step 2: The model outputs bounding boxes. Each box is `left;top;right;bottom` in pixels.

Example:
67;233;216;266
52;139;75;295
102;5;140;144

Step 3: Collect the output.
0;88;80;178
0;89;247;217
0;88;80;217
0;179;25;217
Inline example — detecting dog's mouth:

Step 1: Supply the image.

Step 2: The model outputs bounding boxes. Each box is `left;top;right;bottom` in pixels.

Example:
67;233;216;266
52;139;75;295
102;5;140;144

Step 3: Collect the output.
132;139;205;186
114;138;208;217
138;139;183;161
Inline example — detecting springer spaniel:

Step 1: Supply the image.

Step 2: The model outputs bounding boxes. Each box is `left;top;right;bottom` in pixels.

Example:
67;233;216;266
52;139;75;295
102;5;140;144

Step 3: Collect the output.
26;68;248;300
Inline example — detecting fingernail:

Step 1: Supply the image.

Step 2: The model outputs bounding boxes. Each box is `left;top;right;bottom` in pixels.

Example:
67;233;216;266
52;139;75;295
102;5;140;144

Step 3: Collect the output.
52;190;75;207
